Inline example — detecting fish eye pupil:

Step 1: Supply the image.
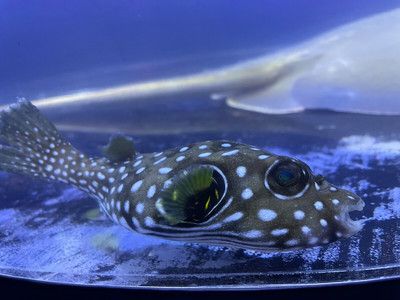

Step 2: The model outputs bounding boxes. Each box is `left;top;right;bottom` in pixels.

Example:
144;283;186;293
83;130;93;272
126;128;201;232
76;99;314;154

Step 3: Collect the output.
276;168;297;186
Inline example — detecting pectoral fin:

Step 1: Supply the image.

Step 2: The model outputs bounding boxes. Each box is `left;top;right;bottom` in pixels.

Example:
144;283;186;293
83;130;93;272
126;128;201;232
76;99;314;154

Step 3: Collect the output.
226;90;303;114
225;68;306;114
223;49;320;114
156;165;226;225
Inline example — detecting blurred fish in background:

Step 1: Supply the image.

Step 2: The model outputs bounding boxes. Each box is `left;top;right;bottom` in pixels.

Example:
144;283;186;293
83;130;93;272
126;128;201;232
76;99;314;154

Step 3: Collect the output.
1;1;400;116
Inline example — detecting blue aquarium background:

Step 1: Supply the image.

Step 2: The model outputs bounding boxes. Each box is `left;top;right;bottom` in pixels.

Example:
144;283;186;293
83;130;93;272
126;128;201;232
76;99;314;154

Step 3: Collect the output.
1;0;400;101
0;0;400;289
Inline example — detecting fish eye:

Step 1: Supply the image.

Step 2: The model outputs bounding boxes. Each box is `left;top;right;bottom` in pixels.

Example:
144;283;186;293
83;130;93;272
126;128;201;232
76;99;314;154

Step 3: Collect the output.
265;158;310;198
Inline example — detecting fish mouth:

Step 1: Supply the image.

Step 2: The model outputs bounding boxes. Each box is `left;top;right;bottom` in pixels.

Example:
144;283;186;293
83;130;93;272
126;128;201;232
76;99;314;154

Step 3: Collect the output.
338;197;365;236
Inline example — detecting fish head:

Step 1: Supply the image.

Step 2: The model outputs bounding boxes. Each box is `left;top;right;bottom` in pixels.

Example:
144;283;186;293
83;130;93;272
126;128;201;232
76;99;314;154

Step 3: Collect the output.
215;154;365;249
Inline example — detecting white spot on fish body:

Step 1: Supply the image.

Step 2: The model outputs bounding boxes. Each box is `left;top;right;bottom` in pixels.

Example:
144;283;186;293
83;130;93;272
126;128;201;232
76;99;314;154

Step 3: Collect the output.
243;230;263;238
258;209;277;222
294;210;305;220
144;217;155;227
45;165;53;172
176;155;185;162
116;201;121;212
97;172;105;180
241;188;253;200
223;212;243;223
271;228;289;236
159;167;172;174
179;146;189;152
133;160;142;167
221;143;231;147
236;166;246;178
154;152;163;157
258;155;269;160
198;152;212;158
320;219;328;227
119;166;126;173
198;145;208;149
154;157;166;165
124;201;130;213
132;217;141;230
314;201;324;210
130;180;143;193
301;226;311;234
330;187;337;192
117;184;124;193
222;149;239;156
136;167;145;174
163;179;172;188
315;182;320;191
285;239;299;246
147;185;156;198
135;203;144;214
332;199;340;205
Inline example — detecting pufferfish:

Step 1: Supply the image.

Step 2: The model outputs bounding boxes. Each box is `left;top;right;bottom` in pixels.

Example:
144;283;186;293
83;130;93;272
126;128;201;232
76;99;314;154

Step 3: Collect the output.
0;100;365;250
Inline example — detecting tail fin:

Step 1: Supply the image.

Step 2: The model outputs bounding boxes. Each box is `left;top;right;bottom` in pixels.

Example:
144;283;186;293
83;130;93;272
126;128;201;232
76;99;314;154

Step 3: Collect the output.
0;100;93;190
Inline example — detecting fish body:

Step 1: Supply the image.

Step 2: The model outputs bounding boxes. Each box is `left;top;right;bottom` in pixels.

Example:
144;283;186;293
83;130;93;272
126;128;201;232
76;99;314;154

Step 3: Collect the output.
0;101;364;250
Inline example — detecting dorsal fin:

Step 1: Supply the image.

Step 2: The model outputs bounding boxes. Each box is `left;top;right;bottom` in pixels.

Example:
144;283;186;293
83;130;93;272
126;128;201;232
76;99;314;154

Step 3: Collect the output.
102;135;136;163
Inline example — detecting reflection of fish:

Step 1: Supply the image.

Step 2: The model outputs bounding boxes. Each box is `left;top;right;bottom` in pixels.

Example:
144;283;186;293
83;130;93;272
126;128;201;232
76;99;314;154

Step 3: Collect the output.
10;8;400;115
0;101;364;250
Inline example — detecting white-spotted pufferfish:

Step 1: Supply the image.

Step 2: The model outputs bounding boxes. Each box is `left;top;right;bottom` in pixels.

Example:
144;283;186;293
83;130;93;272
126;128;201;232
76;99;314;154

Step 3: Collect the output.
0;101;365;250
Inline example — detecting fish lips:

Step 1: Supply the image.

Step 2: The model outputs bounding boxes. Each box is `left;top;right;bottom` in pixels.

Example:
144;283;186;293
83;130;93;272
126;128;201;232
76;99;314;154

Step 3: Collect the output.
335;193;365;237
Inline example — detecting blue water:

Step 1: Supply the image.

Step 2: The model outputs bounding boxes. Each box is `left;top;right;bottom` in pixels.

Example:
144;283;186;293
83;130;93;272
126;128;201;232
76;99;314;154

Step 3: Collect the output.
0;0;399;101
1;0;400;289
